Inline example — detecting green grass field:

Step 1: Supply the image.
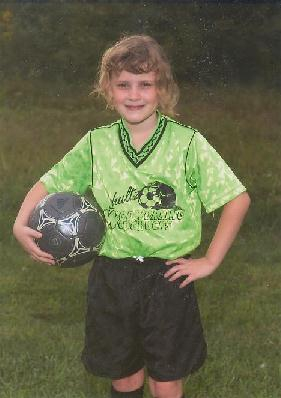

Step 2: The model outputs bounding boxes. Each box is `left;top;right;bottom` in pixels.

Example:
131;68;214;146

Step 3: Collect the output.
0;83;280;397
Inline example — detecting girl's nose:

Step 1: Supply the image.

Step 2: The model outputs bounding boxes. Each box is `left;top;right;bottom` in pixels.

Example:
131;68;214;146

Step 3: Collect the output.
128;85;141;100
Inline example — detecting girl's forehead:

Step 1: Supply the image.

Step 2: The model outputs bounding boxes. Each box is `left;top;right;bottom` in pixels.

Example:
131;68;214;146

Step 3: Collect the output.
112;70;157;81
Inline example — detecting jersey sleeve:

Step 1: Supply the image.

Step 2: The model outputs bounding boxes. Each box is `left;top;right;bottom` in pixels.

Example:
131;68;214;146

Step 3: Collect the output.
40;131;93;195
185;131;246;213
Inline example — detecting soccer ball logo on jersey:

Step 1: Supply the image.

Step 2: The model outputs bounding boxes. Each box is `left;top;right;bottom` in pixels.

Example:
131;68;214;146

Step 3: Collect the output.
138;182;176;210
105;181;184;231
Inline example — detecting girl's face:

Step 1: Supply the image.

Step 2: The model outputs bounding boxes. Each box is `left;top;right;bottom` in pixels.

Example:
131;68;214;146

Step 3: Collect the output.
109;70;159;129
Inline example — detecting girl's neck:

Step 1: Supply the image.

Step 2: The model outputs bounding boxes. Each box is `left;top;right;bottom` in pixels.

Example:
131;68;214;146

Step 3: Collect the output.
125;112;158;151
125;111;158;136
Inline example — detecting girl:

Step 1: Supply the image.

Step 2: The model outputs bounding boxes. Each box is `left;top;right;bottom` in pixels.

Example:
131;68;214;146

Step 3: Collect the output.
13;35;250;398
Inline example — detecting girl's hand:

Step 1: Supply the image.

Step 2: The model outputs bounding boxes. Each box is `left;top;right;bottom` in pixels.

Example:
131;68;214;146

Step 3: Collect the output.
13;224;55;265
164;256;216;288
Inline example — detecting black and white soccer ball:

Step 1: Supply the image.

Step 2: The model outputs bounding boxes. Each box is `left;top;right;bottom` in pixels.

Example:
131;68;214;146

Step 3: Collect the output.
28;192;106;267
138;181;176;210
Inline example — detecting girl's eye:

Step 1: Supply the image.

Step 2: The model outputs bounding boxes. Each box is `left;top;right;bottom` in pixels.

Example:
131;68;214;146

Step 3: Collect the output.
140;82;153;88
116;82;129;88
115;81;154;89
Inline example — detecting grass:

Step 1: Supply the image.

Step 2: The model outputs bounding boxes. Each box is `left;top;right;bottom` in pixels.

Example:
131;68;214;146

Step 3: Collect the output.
0;82;280;397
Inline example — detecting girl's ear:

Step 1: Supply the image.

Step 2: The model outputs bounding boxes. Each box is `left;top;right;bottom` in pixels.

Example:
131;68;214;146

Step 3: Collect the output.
105;82;115;109
155;87;162;109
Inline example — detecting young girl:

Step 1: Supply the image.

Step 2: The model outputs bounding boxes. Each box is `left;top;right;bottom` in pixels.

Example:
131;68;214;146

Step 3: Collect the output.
13;35;250;398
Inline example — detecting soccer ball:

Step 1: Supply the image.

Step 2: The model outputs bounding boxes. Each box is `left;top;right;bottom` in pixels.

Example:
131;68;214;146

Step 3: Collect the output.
28;192;106;267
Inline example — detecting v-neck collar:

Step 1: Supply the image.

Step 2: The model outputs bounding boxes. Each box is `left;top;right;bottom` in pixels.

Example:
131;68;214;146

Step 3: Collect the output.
118;113;167;168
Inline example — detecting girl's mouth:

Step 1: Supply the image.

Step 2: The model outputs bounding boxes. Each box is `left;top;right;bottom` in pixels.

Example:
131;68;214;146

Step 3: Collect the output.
125;105;144;111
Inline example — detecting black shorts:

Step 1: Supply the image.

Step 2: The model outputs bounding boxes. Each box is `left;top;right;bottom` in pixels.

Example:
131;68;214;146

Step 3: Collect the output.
81;256;207;382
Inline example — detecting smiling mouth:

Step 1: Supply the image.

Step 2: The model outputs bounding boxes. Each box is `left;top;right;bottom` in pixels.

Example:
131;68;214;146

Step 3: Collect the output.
125;105;144;111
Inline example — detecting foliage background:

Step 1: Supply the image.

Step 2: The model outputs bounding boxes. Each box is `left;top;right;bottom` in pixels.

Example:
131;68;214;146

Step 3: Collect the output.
1;2;280;90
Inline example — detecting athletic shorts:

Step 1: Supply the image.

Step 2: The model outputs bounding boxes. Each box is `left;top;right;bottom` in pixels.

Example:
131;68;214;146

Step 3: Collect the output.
81;256;207;382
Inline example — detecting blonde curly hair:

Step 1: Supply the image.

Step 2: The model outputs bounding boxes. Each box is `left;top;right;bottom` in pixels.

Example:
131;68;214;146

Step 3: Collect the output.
94;35;179;117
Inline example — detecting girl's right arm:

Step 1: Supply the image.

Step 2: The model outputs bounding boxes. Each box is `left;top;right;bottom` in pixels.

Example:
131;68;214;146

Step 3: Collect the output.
13;181;55;265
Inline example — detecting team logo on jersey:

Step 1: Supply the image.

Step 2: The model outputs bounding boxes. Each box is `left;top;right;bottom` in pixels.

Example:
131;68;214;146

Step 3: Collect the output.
109;181;177;210
105;181;183;231
138;182;176;210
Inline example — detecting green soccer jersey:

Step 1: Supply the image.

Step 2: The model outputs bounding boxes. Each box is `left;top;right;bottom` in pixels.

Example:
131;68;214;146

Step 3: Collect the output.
40;113;246;259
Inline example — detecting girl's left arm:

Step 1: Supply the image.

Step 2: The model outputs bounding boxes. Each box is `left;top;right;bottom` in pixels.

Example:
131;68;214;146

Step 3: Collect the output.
165;191;251;288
